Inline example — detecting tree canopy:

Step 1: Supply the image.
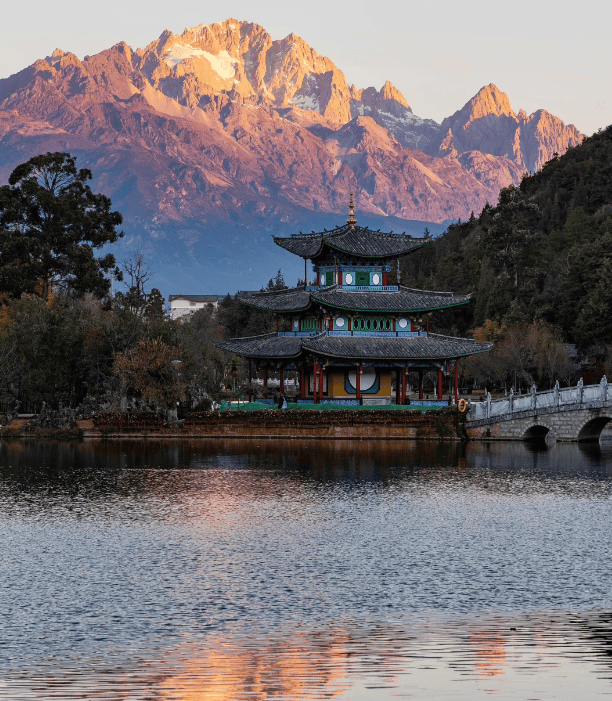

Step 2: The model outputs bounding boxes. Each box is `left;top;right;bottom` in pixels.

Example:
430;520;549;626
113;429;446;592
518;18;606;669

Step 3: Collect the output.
400;125;612;351
0;152;123;300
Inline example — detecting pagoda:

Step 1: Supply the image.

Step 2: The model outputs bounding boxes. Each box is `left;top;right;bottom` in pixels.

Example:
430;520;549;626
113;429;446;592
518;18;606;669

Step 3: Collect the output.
217;196;491;405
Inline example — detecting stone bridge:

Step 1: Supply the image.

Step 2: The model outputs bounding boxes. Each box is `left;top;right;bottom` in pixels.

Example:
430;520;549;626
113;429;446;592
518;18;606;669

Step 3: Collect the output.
466;378;612;442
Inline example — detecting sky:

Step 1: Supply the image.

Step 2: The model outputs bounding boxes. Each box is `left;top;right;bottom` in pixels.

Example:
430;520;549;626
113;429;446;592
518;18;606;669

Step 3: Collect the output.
0;0;609;136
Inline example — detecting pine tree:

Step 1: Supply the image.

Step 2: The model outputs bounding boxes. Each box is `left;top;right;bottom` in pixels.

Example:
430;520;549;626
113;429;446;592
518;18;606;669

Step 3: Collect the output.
0;152;123;300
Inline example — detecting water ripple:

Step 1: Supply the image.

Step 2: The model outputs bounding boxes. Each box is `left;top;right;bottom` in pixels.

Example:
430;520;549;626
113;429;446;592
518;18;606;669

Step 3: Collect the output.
1;439;612;699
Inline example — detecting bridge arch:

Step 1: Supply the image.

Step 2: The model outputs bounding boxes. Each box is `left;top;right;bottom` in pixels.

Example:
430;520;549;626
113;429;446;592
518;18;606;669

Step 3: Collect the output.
522;423;556;441
576;415;612;442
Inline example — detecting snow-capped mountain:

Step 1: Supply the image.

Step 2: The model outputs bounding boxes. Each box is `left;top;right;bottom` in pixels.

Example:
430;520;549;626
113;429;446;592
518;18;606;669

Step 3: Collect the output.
0;19;584;293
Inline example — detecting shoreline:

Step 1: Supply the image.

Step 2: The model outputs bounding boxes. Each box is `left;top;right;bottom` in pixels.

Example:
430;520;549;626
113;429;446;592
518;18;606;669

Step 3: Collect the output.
0;408;466;441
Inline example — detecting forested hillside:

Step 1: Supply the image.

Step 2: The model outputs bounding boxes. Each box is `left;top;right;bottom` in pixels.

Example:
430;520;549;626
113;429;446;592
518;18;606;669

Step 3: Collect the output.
401;124;612;352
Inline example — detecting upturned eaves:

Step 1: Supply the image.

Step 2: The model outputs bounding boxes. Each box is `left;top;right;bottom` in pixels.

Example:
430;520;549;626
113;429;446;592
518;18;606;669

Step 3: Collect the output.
238;285;471;314
215;332;492;361
215;333;307;358
238;288;312;313
273;224;426;259
302;334;492;360
312;287;471;313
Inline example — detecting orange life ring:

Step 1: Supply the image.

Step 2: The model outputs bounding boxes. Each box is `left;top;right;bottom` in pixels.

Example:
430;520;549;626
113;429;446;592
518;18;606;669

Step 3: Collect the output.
458;398;468;413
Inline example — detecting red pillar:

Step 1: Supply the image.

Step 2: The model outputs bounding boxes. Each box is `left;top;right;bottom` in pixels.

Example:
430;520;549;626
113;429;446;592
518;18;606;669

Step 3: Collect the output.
383;272;388;286
248;361;252;403
279;367;284;397
438;368;443;400
411;318;415;332
419;370;424;400
300;366;305;399
263;367;268;399
396;369;401;405
454;362;459;405
319;364;324;401
402;367;407;405
356;365;362;403
313;359;318;404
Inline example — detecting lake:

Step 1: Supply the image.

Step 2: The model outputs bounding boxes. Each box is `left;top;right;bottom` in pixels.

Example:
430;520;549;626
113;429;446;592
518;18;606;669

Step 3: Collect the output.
1;438;612;699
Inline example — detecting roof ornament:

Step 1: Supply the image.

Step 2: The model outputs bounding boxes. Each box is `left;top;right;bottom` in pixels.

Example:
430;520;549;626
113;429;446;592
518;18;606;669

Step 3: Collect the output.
347;193;357;229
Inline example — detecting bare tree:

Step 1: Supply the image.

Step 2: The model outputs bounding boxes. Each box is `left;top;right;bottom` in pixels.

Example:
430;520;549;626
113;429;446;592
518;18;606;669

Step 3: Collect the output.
121;252;153;297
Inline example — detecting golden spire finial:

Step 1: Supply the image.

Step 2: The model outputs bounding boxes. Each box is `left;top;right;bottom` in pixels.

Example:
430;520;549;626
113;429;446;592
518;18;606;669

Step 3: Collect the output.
347;192;357;229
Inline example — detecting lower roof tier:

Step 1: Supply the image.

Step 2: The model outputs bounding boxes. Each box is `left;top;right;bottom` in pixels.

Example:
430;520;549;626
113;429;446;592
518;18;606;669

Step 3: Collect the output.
240;286;471;314
216;332;491;361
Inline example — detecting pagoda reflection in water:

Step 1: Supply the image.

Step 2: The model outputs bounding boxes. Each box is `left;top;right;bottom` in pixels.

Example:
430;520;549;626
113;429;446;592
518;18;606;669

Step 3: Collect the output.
218;196;490;405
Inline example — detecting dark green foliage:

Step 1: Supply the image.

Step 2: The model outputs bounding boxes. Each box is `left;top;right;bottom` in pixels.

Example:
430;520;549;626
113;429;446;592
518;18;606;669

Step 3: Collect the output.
0;152;123;300
400;125;612;350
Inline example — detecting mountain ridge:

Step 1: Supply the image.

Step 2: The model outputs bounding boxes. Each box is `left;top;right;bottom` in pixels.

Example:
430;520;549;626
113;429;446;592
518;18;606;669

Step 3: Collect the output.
0;18;584;293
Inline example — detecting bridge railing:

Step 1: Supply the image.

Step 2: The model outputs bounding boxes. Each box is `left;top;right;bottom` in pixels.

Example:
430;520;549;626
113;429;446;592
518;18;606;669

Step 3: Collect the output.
468;377;609;421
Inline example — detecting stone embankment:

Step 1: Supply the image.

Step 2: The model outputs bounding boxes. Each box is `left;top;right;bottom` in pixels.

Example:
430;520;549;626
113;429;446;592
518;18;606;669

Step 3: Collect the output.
1;409;464;441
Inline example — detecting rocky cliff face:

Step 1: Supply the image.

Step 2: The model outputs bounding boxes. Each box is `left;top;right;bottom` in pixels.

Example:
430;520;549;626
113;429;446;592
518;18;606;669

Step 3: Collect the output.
0;19;584;292
431;83;584;173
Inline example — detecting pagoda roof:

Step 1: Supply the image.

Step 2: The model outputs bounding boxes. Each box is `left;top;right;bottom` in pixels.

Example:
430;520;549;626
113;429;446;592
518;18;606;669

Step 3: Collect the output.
238;285;470;314
302;333;491;360
216;333;304;359
240;288;312;313
216;332;491;361
273;224;426;259
313;286;470;313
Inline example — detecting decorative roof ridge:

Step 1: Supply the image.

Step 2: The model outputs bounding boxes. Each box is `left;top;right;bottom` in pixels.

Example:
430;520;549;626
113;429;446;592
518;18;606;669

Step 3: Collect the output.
428;332;493;347
227;332;278;342
277;224;416;240
399;286;470;298
286;225;349;240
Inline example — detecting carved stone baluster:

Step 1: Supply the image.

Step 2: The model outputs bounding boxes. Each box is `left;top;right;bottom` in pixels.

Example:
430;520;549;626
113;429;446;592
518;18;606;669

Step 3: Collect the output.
578;377;584;404
531;384;537;410
508;388;514;414
554;380;560;407
486;392;491;419
601;375;608;402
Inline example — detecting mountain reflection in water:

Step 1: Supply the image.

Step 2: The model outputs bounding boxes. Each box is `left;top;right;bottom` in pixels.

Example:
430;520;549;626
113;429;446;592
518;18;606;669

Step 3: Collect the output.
1;438;612;700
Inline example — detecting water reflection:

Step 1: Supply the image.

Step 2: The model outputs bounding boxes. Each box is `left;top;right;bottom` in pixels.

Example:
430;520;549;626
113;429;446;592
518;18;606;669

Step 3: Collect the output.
2;439;612;699
2;437;612;484
5;613;612;700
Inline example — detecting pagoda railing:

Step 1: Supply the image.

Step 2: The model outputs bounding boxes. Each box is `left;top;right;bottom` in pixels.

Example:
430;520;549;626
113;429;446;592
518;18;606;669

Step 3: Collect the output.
277;330;428;338
277;331;321;337
337;285;399;292
327;330;427;337
306;285;399;292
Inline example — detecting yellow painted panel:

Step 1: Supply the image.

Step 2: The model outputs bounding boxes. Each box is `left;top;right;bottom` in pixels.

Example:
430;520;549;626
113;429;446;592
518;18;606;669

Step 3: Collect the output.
326;370;347;398
379;371;392;396
327;370;393;398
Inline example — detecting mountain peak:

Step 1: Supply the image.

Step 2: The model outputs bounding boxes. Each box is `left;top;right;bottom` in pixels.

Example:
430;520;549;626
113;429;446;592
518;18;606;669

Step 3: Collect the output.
467;83;514;120
379;80;409;108
0;14;585;284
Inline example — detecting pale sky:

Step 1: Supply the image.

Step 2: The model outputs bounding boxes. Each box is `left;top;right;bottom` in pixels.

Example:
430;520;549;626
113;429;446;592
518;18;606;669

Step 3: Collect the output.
0;0;609;136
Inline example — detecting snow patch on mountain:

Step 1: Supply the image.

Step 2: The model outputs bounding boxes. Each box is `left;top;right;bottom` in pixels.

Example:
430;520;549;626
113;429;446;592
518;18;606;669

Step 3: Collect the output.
163;44;238;80
378;110;425;126
290;94;320;112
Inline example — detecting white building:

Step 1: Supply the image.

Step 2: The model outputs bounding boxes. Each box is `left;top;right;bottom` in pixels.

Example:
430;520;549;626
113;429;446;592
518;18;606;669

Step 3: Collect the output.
168;294;227;320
